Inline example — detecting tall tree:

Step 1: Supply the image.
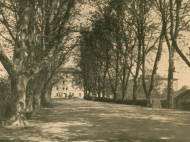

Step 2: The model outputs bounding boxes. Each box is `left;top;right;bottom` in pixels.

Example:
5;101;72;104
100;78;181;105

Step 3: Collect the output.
157;0;186;108
0;0;76;126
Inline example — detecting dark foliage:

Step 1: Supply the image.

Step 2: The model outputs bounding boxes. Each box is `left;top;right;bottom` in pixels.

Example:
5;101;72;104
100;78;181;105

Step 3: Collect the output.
84;97;148;107
0;76;11;101
94;97;114;103
160;100;168;108
0;76;11;121
179;101;190;111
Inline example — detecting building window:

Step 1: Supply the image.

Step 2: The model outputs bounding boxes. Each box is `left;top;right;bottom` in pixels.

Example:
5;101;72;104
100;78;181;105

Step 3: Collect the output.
79;93;81;97
66;74;68;78
63;81;65;84
66;87;68;90
57;86;59;90
56;93;58;96
63;87;65;90
72;93;74;97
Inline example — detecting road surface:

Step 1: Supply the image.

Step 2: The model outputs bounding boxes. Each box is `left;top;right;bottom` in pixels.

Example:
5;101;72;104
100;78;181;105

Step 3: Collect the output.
1;98;190;142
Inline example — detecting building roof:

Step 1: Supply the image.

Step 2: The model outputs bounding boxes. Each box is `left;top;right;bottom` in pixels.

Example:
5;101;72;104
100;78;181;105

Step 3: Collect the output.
157;78;178;81
174;89;190;101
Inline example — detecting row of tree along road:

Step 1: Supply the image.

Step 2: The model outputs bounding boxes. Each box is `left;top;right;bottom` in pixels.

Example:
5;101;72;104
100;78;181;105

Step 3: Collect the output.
0;0;82;126
75;0;190;109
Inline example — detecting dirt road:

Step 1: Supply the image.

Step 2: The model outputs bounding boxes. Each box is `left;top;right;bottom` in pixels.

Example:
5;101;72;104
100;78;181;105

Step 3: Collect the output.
1;98;190;142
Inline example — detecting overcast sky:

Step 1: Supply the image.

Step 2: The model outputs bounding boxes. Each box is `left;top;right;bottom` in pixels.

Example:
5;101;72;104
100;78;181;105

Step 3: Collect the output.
157;44;190;89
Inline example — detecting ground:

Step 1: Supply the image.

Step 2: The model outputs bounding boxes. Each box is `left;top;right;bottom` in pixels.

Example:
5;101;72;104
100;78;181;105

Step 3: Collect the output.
1;98;190;142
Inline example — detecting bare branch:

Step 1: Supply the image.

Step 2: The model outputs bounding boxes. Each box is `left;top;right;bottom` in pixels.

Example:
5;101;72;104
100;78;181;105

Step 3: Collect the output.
0;10;16;42
0;32;14;46
171;37;190;67
0;44;16;78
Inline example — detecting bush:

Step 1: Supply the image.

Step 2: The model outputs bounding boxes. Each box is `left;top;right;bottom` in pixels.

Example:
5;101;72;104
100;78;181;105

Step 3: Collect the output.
160;100;168;108
3;99;15;118
0;76;11;121
84;95;93;100
122;99;147;106
0;75;11;101
179;101;190;111
0;96;16;122
94;97;114;102
135;99;147;106
86;96;148;107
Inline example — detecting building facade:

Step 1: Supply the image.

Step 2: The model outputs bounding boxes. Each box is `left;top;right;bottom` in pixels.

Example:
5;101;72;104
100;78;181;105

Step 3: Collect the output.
157;78;178;92
51;72;84;99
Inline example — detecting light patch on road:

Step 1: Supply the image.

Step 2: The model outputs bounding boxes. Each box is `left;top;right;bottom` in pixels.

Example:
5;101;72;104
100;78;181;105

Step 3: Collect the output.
149;115;175;122
160;136;175;140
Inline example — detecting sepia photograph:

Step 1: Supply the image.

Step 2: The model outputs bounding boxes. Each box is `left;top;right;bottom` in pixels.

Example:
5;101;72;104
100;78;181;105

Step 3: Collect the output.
0;0;190;141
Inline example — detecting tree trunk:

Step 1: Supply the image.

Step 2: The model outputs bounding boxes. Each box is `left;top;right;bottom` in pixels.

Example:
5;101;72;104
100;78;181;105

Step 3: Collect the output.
133;50;141;104
146;95;153;107
102;78;107;98
121;67;126;102
25;88;34;112
33;74;45;110
122;70;131;103
4;75;29;126
133;79;138;104
84;85;87;99
41;82;52;107
147;28;165;107
97;76;101;98
25;78;35;112
167;46;174;108
108;70;118;102
114;47;119;102
25;75;43;111
166;0;180;109
1;0;31;126
33;89;41;110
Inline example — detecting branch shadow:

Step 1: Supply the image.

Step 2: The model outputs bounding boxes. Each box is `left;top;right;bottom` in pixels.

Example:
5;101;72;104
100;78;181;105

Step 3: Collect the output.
1;99;190;142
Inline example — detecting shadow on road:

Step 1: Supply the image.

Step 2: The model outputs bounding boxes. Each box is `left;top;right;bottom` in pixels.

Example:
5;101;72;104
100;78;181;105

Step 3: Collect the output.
1;98;190;142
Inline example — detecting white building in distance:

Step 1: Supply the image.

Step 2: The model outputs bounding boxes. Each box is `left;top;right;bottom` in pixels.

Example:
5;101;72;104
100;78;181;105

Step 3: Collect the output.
51;69;84;99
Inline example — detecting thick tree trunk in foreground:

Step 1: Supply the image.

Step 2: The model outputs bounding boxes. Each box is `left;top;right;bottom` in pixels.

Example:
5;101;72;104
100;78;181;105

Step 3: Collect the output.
3;75;29;126
1;1;30;126
0;0;76;126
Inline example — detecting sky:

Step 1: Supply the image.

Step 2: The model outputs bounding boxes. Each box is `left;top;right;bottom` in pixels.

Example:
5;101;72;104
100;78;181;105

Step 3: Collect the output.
157;44;190;89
